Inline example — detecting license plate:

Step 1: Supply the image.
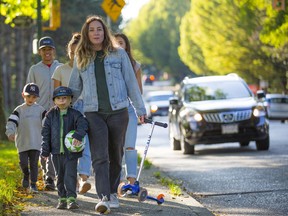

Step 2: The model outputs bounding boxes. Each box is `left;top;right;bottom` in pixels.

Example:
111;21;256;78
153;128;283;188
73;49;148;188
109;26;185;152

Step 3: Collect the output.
221;124;238;134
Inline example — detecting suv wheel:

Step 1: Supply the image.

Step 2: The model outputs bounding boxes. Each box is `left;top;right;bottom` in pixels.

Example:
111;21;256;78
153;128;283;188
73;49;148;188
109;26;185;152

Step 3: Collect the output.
180;131;195;155
256;135;269;151
239;141;250;147
169;125;180;150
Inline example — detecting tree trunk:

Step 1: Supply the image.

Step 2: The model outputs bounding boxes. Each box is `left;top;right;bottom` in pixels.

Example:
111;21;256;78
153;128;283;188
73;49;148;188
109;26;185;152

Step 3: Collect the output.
0;17;8;140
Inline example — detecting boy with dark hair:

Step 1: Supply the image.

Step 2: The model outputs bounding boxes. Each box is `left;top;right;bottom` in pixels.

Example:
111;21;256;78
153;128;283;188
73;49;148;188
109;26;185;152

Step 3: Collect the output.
41;86;88;210
6;83;46;193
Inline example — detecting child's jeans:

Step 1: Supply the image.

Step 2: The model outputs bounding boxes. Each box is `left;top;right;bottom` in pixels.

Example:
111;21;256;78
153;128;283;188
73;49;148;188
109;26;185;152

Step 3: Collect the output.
73;99;91;177
52;154;78;198
19;150;40;184
123;103;138;179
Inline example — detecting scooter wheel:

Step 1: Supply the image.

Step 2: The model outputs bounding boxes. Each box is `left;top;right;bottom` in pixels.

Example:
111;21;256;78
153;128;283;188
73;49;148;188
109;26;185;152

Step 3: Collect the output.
117;182;126;197
137;187;147;202
157;193;165;205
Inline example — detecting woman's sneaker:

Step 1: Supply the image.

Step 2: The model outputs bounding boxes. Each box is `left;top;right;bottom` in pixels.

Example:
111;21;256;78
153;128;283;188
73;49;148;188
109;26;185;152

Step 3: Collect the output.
109;193;119;208
95;196;110;214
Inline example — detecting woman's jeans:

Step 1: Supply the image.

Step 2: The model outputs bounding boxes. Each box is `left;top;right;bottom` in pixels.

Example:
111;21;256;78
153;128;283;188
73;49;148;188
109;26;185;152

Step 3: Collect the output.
85;109;128;200
73;99;91;177
123;103;138;179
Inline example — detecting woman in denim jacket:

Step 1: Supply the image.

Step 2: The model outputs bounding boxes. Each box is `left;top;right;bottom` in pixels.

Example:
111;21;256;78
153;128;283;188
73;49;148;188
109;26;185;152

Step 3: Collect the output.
68;15;146;214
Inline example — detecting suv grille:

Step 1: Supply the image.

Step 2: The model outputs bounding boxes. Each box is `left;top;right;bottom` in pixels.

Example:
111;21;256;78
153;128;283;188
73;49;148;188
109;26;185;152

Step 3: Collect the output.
203;110;252;123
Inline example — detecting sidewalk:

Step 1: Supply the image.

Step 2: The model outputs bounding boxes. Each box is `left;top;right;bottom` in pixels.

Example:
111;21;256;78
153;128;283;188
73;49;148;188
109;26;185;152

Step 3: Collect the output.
21;166;215;216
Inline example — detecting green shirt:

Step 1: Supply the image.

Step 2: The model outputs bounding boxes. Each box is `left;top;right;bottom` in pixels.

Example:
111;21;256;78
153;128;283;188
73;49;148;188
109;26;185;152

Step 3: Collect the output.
94;50;113;113
60;109;67;153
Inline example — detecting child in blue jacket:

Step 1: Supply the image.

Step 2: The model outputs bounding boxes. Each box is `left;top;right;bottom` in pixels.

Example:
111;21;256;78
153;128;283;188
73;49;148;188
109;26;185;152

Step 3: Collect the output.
41;86;88;210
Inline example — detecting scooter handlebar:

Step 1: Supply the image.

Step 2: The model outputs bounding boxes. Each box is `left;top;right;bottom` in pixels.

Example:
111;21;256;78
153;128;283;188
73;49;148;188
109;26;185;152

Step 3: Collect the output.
144;118;168;128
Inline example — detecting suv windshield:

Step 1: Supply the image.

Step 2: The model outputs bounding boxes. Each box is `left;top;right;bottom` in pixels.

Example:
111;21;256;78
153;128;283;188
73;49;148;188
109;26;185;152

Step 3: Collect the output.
184;80;252;102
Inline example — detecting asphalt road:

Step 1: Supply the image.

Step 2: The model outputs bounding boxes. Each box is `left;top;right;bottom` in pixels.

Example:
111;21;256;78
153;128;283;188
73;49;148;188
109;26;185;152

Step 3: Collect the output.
136;117;288;216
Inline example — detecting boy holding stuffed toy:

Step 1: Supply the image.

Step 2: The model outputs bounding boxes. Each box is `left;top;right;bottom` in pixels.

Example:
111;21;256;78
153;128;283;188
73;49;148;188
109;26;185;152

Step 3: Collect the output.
41;86;88;210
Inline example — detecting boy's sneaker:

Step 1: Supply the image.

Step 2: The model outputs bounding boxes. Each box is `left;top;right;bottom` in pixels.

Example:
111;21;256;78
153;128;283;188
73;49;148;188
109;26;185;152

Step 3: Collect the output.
30;184;39;193
67;197;79;209
95;196;110;214
67;201;79;209
78;179;91;194
56;198;67;209
22;176;29;188
44;177;55;191
109;193;119;208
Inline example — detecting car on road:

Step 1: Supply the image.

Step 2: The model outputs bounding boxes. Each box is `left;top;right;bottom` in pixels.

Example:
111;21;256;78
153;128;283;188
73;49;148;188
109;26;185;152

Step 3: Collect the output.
264;94;288;123
169;74;269;154
145;90;174;119
143;74;155;85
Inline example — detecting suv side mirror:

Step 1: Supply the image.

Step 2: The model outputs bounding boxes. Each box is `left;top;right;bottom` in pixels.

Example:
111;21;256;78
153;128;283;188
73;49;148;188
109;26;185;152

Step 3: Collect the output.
256;90;266;100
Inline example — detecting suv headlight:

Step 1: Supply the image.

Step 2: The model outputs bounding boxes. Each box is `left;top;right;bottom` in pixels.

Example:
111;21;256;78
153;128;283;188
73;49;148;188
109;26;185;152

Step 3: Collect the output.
253;107;266;117
150;105;158;113
187;113;203;122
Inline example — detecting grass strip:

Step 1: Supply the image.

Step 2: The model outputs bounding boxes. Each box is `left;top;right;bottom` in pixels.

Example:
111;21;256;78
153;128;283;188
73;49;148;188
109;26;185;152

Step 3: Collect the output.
153;171;182;196
0;141;29;215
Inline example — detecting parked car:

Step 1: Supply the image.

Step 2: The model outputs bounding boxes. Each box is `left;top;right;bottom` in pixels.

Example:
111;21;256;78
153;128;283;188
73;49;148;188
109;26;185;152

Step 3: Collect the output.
145;90;174;119
265;94;288;123
143;74;155;85
169;74;269;154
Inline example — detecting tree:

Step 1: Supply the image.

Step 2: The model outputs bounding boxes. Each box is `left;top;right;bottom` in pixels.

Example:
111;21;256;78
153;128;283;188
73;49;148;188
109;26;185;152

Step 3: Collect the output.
1;0;50;25
45;0;122;62
0;0;50;111
179;0;288;92
178;10;212;76
124;0;192;83
0;17;6;139
0;0;123;116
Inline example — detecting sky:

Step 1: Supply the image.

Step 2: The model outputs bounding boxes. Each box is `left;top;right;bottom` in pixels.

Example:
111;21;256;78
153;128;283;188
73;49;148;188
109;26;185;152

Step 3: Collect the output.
121;0;150;21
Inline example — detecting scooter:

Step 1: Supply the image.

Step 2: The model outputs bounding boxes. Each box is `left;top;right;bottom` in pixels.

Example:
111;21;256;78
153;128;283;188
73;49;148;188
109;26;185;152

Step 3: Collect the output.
117;118;167;205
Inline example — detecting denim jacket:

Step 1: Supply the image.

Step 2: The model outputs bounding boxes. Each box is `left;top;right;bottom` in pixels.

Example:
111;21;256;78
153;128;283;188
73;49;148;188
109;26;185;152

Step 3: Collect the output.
69;48;146;116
